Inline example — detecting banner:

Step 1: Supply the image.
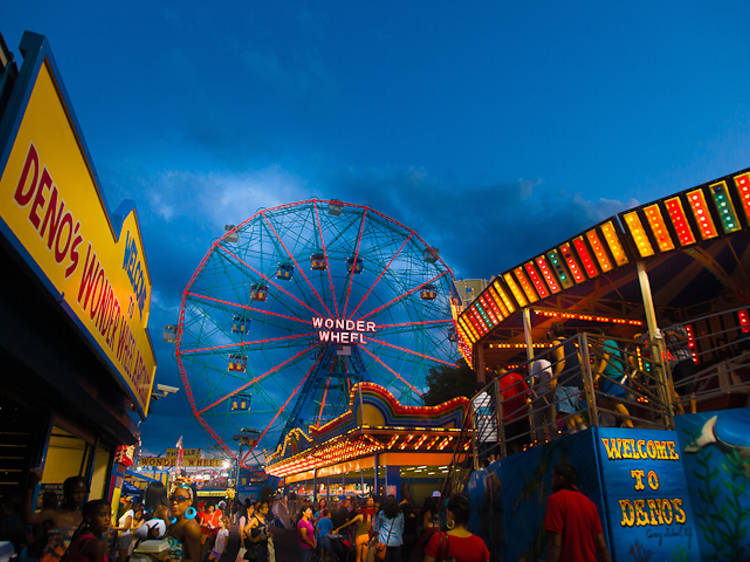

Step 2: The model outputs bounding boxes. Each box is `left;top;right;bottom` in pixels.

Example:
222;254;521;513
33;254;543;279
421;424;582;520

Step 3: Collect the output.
0;33;156;414
139;457;225;467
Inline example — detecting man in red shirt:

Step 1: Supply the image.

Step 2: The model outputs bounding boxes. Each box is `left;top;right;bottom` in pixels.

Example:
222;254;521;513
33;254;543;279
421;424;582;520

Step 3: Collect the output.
544;463;612;562
498;369;530;453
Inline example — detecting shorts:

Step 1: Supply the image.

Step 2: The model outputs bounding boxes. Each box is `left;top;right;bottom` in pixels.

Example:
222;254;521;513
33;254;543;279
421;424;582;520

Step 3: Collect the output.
117;534;133;550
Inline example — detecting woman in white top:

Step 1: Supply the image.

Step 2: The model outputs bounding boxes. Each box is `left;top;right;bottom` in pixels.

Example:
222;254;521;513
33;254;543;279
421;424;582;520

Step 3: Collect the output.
112;497;134;561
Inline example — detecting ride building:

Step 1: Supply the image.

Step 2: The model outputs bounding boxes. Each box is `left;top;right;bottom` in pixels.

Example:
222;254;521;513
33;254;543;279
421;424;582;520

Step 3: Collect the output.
0;32;157;506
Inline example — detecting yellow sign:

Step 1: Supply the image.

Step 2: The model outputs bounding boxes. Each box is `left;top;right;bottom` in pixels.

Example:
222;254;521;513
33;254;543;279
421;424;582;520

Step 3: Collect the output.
140;457;225;467
0;49;156;414
166;448;201;459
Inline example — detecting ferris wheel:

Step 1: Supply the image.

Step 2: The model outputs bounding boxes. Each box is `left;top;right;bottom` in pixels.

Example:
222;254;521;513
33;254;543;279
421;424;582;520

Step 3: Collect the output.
175;199;460;463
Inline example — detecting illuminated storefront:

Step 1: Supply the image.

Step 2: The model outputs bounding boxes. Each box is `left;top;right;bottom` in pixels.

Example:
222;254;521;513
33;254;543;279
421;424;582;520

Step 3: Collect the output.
0;32;156;504
266;382;471;502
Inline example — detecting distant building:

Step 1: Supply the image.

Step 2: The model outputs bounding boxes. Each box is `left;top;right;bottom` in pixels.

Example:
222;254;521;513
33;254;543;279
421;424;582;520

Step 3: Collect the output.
453;278;489;310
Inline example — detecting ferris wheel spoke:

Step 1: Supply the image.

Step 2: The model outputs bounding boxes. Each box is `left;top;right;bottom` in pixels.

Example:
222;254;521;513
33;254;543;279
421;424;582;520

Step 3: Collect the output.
357;270;449;321
217;244;323;319
186;292;312;325
359;345;424;398
348;233;412;320
247;352;325;452
261;212;333;317
316;373;333;427
312;201;339;318
366;338;459;368
342;209;367;319
178;332;317;355
196;342;319;415
375;319;453;329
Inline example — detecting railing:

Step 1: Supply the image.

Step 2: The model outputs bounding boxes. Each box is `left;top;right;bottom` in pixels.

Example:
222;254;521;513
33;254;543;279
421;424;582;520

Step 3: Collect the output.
469;306;750;464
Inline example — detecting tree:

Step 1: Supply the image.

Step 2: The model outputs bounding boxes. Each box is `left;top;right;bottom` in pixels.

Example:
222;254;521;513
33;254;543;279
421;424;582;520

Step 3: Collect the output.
423;358;477;406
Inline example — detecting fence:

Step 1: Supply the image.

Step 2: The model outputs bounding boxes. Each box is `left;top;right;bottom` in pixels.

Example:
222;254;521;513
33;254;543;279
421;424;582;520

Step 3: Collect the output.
469;305;750;465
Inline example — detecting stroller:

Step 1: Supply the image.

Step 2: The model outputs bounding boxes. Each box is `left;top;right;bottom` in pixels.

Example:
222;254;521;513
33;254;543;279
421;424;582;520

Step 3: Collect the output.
326;531;354;562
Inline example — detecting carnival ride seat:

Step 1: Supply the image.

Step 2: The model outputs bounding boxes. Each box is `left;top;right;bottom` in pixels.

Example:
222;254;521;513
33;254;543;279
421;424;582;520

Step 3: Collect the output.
228;354;248;373
232;314;249;333
346;257;363;274
250;284;268;301
420;284;438;300
329;200;344;216
311;253;326;271
423;247;439;263
231;393;252;411
276;263;294;280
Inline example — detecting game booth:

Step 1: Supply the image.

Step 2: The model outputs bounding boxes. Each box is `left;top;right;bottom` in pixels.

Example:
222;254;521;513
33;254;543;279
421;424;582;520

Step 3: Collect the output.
265;382;471;505
455;167;750;560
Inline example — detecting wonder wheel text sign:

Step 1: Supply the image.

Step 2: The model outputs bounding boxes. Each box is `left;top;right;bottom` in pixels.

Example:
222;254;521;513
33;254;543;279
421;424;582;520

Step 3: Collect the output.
0;33;156;415
312;317;376;344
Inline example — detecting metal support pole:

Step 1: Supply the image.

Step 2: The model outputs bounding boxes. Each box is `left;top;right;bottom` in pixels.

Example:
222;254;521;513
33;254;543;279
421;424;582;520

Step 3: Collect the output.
471;399;480;470
476;344;487;384
522;307;535;363
636;261;675;428
579;332;599;427
493;378;507;458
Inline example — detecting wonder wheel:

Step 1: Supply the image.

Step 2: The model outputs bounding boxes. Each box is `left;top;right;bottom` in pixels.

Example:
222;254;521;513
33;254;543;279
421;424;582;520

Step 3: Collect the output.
175;199;460;463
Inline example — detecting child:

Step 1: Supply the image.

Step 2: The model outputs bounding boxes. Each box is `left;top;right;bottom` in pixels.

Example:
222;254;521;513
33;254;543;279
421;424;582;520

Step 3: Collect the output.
209;516;229;562
315;509;333;562
63;500;111;562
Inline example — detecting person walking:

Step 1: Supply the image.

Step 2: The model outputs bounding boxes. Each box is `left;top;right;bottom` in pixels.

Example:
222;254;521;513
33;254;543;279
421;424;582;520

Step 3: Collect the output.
297;507;316;562
544;463;611;562
372;495;403;562
423;494;489;562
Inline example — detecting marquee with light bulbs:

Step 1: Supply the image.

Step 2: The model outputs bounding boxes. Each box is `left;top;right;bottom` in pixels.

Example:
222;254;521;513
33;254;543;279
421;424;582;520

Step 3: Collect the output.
456;166;750;359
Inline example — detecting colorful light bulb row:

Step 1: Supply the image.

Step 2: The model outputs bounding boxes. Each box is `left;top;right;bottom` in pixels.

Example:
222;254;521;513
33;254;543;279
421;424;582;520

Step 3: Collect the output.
513;267;539;303
535;255;561;293
487;284;510;317
600;221;629;266
709;181;741;234
524;262;550;299
623;212;655;258
739;309;750;334
735;173;750;224
481;292;505;323
534;308;643;326
488;342;552;349
585;230;613;272
684;324;698;365
475;298;496;328
546;249;573;289
572;236;599;278
492;280;515;314
503;273;528;308
664;197;696;246
686;189;718;240
558;243;585;283
478;295;500;326
642;205;675;252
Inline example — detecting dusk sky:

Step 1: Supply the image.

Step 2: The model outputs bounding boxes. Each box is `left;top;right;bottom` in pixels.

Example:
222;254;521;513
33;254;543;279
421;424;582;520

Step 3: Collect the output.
3;1;749;455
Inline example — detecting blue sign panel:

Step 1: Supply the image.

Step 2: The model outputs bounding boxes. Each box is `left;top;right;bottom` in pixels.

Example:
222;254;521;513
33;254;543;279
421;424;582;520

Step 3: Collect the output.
596;427;700;561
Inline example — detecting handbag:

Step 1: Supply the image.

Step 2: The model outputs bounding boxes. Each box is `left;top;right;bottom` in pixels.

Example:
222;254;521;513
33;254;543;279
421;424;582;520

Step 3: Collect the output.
374;514;395;561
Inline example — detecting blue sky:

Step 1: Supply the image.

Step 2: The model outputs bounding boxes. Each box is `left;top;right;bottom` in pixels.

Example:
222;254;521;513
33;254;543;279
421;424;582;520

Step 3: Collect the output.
3;1;749;455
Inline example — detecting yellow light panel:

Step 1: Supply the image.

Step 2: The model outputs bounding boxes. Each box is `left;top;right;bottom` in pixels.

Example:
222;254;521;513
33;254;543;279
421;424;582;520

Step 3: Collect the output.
513;266;539;303
643;204;675;252
492;280;515;314
600;221;629;266
503;273;528;308
623;212;655;257
686;189;718;240
585;230;613;272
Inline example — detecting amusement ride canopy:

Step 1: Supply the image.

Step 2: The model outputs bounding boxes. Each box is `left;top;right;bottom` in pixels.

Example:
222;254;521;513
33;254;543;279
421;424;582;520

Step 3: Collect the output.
175;199;462;465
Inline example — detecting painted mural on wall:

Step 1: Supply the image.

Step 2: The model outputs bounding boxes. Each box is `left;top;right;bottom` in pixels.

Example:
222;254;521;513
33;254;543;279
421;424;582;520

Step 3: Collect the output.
675;407;750;562
465;429;603;562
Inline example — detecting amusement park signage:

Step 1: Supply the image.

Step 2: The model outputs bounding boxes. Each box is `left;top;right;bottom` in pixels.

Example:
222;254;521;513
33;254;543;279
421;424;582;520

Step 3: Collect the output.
312;317;376;344
0;34;157;415
597;428;699;560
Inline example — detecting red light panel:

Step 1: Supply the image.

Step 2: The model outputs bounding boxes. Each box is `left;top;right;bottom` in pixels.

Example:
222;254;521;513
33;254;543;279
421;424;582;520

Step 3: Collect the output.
572;236;599;278
664;197;696;246
734;172;750;224
513;267;539;303
558;243;585;283
535;255;561;293
685;324;699;365
686;189;718;240
524;262;549;299
585;230;613;272
739;309;750;334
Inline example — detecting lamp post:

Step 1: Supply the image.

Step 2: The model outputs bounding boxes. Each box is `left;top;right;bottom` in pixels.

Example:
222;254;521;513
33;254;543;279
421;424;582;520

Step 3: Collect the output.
232;428;259;498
